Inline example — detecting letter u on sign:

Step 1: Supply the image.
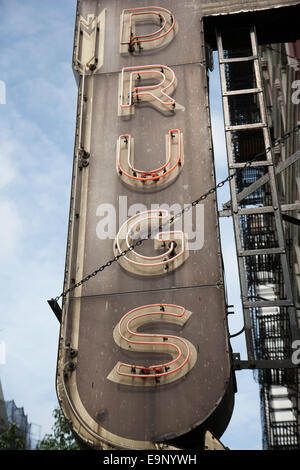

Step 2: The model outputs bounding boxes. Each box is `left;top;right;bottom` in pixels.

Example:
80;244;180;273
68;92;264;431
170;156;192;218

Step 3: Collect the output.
117;129;184;190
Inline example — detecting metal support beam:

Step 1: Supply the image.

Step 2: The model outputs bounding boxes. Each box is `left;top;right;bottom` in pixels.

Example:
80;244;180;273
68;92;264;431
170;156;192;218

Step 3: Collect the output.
243;299;293;308
219;56;257;64
223;150;300;210
216;25;300;366
219;203;300;218
232;356;299;370
48;298;62;323
282;214;300;227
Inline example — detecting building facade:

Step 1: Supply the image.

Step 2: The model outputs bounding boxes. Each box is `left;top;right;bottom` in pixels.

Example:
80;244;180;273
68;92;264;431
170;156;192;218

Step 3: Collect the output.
0;379;8;433
257;39;300;449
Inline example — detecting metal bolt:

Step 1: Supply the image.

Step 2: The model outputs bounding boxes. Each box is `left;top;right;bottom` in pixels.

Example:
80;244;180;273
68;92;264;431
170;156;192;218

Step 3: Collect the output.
70;349;78;358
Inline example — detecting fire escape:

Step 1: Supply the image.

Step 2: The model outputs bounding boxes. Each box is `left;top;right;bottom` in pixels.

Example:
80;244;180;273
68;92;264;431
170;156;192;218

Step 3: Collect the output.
216;26;300;449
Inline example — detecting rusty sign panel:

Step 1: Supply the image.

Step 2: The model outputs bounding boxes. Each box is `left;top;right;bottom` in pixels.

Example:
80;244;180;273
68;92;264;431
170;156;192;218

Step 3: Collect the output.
56;0;235;450
201;0;300;16
202;1;300;48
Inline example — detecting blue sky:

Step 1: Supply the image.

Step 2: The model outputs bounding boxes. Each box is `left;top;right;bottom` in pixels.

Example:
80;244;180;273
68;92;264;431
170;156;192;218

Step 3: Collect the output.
209;58;262;449
0;0;262;449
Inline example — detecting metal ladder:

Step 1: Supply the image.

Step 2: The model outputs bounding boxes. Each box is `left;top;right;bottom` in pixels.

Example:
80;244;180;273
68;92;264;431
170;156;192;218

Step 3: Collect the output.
216;25;299;361
216;25;300;449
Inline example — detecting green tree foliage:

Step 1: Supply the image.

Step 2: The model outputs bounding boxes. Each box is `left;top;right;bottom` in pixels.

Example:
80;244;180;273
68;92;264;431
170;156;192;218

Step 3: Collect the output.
37;407;80;450
0;422;26;450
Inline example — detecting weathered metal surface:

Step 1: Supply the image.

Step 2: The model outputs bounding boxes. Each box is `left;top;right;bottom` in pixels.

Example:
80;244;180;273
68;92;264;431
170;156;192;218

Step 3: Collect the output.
203;1;300;48
201;0;300;16
56;0;235;450
69;287;232;445
77;0;204;75
77;64;223;297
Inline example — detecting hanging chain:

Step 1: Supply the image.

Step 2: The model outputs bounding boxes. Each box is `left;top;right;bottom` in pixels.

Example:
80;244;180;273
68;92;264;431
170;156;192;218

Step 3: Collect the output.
54;125;300;302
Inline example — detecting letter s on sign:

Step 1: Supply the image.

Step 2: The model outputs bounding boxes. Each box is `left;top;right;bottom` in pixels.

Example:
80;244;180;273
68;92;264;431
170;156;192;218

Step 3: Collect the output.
107;304;197;386
291;80;300;105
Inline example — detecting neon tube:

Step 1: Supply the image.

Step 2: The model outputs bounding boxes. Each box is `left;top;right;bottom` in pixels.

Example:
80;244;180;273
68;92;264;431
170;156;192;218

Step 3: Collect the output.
120;7;175;48
115;210;186;269
118;129;182;182
120;65;176;109
116;304;191;379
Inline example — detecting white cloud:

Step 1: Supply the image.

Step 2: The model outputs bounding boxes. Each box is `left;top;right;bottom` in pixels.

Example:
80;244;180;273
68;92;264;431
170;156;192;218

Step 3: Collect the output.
0;0;77;440
0;0;264;449
0;101;72;437
221;371;262;450
211;111;227;168
0;141;17;190
0;200;23;261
